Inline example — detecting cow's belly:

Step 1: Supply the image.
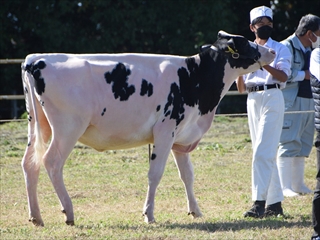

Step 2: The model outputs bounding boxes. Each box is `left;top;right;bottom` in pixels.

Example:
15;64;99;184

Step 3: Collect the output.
78;124;153;151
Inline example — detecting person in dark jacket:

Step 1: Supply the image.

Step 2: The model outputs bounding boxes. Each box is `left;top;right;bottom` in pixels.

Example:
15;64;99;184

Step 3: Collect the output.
310;46;320;240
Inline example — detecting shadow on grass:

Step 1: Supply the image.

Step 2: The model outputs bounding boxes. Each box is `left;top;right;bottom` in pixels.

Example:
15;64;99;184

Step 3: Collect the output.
154;219;311;232
76;217;311;233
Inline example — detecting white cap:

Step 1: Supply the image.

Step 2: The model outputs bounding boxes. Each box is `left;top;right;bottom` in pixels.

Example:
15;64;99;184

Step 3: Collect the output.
250;6;273;23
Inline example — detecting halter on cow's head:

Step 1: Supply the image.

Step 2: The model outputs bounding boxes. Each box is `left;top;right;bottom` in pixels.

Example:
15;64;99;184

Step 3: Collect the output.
200;30;267;70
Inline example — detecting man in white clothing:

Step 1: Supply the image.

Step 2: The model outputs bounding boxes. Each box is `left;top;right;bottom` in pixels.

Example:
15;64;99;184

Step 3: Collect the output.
236;6;292;218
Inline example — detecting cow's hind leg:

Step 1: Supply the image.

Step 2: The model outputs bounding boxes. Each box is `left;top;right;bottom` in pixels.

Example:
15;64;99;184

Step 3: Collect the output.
43;124;86;225
22;113;51;226
171;150;202;218
42;143;75;225
22;141;43;226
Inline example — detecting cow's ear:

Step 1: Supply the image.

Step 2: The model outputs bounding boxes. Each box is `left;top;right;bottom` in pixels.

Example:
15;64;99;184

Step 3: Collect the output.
199;44;212;53
218;30;232;40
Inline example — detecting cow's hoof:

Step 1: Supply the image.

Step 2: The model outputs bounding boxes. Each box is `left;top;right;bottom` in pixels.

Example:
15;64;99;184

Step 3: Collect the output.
61;209;74;225
188;211;203;218
143;213;155;224
147;219;156;224
29;217;44;226
144;218;156;224
65;220;75;226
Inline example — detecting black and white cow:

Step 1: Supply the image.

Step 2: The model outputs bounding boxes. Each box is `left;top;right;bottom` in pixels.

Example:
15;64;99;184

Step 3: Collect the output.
21;31;275;226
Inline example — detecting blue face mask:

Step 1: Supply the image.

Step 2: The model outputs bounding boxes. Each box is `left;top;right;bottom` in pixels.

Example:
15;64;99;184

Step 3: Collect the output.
256;25;273;40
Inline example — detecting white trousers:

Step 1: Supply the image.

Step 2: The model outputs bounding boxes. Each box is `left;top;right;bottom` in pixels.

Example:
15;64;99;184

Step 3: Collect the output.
247;89;284;205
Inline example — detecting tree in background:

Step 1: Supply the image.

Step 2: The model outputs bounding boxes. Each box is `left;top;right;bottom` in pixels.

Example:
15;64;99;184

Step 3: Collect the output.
1;0;319;118
0;0;236;118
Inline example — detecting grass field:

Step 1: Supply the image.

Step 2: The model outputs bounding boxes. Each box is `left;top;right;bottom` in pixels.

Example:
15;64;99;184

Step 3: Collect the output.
0;116;316;239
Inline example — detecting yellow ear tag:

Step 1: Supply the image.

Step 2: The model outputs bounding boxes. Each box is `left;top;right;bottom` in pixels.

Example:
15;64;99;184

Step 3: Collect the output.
226;46;236;54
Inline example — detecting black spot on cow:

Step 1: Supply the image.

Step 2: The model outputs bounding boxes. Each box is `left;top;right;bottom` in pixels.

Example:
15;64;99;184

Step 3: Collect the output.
101;107;106;116
140;79;153;97
104;63;135;101
25;61;46;95
151;153;157;160
165;110;171;117
163;49;226;126
28;142;31;147
156;105;161;112
28;115;32;122
40;100;44;106
163;82;185;126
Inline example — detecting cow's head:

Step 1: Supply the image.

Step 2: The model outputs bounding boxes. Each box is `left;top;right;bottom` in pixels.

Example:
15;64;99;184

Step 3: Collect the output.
201;30;275;75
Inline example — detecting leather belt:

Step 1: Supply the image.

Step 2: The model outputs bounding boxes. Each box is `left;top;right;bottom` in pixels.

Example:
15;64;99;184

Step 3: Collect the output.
247;84;280;93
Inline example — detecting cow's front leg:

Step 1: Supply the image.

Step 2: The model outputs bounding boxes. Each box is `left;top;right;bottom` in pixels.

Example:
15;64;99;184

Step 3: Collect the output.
22;145;44;226
172;150;202;218
143;133;174;223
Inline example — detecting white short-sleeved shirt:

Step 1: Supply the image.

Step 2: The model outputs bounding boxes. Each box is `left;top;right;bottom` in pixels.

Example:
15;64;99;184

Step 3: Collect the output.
310;47;320;81
243;38;292;89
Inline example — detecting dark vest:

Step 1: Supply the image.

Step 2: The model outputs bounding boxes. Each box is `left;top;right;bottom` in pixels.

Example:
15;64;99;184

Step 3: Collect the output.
297;50;312;98
288;40;312;98
311;74;320;133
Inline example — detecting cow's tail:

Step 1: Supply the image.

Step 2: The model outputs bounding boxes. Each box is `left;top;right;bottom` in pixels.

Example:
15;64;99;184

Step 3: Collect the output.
24;69;47;168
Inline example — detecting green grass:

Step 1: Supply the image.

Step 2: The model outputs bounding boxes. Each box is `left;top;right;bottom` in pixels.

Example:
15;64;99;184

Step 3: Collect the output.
0;116;316;239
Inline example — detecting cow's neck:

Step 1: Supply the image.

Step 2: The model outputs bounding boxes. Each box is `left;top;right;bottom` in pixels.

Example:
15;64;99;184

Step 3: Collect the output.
181;49;227;116
220;64;239;98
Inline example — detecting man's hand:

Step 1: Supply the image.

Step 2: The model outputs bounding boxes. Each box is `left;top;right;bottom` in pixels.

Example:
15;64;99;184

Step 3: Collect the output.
305;70;311;80
263;65;288;82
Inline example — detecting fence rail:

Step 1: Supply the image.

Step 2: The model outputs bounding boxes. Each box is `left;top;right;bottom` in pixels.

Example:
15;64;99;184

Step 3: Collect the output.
0;59;24;64
0;95;25;100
